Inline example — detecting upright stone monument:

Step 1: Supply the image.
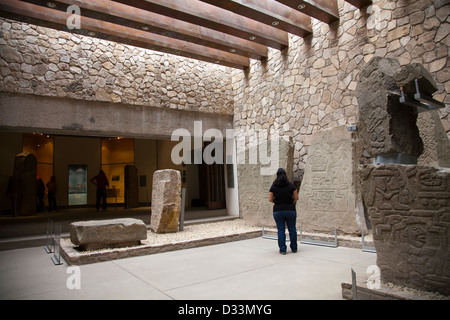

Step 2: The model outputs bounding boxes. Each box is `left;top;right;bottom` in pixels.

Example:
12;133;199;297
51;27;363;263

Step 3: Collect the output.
12;151;37;216
237;136;293;227
358;57;450;295
360;165;450;295
297;126;365;234
357;57;423;163
150;169;181;233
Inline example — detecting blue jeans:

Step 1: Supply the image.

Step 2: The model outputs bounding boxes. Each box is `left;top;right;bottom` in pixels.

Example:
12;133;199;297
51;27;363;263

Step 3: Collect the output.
273;211;298;253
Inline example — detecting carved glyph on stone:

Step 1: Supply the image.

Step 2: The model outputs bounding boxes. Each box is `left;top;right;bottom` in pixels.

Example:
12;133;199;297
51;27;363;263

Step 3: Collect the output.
360;165;450;296
150;169;181;233
297;126;365;234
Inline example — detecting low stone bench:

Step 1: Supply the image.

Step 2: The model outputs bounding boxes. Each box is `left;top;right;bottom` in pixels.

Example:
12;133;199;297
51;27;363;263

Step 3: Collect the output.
70;218;147;251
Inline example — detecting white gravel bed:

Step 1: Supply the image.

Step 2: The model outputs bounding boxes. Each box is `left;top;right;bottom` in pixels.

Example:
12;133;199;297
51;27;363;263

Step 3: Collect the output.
63;219;262;254
142;219;261;245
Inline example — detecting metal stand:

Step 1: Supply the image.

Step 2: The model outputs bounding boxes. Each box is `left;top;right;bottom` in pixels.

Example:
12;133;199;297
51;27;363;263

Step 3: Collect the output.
299;225;338;248
351;269;358;300
45;219;63;265
50;223;63;265
179;188;186;231
45;219;54;253
361;229;376;253
261;225;290;241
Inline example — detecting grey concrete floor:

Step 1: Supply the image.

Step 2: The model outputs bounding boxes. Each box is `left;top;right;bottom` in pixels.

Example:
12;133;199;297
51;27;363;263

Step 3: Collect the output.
0;237;376;300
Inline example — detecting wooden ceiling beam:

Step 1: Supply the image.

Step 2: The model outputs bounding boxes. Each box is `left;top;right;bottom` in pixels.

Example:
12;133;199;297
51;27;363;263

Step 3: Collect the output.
275;0;339;24
0;0;250;69
344;0;372;9
39;0;268;60
112;0;289;50
199;0;312;38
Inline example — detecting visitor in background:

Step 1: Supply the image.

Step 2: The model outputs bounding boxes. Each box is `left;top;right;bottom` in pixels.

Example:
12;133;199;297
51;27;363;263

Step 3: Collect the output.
47;176;57;212
36;178;45;213
90;170;109;211
269;168;299;254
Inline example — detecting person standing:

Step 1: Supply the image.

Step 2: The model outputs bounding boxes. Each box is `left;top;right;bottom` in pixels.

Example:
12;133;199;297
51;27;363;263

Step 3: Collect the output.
46;176;57;212
269;168;299;254
90;170;109;211
36;179;45;213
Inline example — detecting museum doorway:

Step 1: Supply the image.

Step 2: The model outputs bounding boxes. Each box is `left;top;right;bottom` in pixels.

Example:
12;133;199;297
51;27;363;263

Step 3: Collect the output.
199;163;226;210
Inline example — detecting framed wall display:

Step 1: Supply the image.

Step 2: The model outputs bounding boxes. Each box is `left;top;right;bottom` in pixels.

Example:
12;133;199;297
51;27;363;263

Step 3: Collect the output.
68;165;87;205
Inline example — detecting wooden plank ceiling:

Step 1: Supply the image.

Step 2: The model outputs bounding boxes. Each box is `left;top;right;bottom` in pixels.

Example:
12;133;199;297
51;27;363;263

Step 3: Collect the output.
0;0;372;69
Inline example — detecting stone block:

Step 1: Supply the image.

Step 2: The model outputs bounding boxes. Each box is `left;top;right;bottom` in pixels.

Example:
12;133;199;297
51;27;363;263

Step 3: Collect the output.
356;57;423;159
70;218;147;251
150;169;181;233
360;164;450;296
237;137;293;227
297;126;366;234
418;110;450;168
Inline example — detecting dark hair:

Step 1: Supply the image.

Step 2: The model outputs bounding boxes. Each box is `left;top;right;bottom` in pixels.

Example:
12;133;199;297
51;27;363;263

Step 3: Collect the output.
273;168;288;187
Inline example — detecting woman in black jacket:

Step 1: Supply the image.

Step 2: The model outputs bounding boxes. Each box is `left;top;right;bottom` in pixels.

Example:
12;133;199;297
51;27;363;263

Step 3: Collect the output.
269;168;299;254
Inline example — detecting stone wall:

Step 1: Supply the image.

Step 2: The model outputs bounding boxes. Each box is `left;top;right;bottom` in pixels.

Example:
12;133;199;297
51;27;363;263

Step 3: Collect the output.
231;0;450;178
0;18;234;115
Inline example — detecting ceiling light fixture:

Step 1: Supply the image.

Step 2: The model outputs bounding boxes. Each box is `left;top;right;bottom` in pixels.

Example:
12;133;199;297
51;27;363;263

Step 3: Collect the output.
272;21;279;26
298;4;306;10
46;2;56;8
249;35;256;41
141;26;149;31
229;49;236;53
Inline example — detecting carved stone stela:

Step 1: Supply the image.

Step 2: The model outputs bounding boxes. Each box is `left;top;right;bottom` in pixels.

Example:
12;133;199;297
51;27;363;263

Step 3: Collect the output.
297;126;363;234
237;137;293;227
357;57;450;296
360;165;450;295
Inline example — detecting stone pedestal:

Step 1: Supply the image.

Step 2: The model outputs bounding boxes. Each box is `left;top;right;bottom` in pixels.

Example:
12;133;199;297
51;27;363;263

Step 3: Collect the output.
360;165;450;296
150;169;181;233
12;151;37;216
297;126;365;234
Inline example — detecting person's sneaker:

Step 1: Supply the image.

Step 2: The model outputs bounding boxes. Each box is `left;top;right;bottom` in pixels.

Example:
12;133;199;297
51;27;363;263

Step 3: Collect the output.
279;251;286;255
